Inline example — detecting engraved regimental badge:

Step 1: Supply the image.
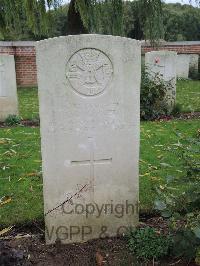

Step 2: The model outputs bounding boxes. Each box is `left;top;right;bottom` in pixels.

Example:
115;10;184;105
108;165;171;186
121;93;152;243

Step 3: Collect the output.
66;48;113;96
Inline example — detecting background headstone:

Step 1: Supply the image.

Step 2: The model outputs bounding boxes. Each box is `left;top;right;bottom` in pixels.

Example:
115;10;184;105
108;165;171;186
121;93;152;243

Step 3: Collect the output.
36;35;141;244
145;50;177;111
141;54;145;68
0;55;18;121
176;54;190;79
189;54;199;75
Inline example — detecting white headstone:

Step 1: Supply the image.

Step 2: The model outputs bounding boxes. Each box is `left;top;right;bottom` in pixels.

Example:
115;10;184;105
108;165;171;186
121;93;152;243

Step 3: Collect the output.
189;54;199;74
0;62;6;96
145;50;177;110
176;54;190;79
36;35;141;244
0;55;18;121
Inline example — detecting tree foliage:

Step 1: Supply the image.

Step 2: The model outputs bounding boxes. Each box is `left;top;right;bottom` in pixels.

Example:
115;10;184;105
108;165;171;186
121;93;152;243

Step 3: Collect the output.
123;2;200;41
163;3;200;41
0;0;164;41
0;0;62;38
0;0;199;42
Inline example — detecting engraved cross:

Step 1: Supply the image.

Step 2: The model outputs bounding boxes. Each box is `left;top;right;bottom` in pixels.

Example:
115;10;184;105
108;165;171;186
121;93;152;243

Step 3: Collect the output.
71;137;112;198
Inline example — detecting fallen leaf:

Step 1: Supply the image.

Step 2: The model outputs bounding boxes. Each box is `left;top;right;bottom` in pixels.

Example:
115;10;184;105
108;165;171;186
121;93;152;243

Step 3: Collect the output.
96;250;104;266
0;196;12;207
26;173;39;177
154;144;164;147
33;160;42;163
160;162;172;168
15;233;33;239
0;226;13;236
139;159;148;164
139;172;150;177
151;176;160;181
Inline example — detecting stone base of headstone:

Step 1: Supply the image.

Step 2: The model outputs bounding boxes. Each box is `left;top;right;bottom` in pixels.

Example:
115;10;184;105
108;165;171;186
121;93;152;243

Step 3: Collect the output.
0;98;18;121
0;55;18;121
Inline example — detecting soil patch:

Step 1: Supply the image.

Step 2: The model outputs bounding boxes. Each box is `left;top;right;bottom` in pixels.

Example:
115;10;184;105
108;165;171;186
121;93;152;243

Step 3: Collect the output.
0;218;198;266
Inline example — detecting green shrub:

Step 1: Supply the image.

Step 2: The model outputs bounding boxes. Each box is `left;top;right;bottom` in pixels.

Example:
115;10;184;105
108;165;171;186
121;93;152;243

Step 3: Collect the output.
154;131;200;259
5;114;21;126
128;227;172;261
155;131;200;215
172;228;200;259
140;68;174;120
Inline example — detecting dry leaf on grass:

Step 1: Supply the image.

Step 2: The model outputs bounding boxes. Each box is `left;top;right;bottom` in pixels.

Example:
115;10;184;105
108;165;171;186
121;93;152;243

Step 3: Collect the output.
96;250;104;266
0;226;13;236
0;196;12;207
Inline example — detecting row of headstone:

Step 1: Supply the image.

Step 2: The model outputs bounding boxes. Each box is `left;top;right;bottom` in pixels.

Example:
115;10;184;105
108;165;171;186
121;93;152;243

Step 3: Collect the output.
143;52;199;79
173;53;199;79
180;54;199;79
0;55;18;121
0;46;198;122
144;51;199;112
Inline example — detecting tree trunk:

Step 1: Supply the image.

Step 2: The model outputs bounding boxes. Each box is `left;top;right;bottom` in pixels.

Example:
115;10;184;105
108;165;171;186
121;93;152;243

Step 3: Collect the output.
67;0;88;34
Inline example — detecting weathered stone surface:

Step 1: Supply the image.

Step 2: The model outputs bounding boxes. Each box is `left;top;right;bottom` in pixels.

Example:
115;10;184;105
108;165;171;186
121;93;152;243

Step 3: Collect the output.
145;50;177;110
0;55;18;121
189;54;199;74
176;54;190;79
36;34;141;244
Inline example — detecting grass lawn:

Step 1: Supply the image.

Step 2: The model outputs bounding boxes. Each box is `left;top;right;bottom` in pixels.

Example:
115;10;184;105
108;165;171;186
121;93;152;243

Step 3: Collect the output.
18;87;39;120
176;80;200;112
140;119;199;213
0;127;43;226
0;80;199;227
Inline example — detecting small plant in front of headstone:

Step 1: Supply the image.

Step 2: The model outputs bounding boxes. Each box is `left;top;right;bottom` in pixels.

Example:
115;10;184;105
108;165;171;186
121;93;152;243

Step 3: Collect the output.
5;114;21;126
127;226;172;261
140;68;174;120
154;130;200;261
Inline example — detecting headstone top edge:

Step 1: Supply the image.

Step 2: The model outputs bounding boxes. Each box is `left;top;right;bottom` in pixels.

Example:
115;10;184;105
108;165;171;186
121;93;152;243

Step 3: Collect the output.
146;50;177;56
36;34;140;47
0;54;15;58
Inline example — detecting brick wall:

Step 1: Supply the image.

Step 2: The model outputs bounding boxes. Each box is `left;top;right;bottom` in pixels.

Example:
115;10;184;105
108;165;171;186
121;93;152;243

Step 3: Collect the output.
141;41;200;55
0;41;37;87
0;40;200;87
